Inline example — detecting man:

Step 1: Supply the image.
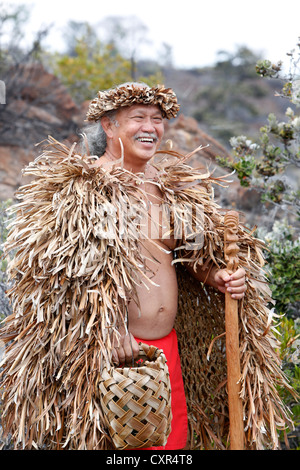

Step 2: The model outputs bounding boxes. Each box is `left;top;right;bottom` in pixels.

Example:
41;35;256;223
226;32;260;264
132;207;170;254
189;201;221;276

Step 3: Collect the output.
84;82;246;449
1;82;291;451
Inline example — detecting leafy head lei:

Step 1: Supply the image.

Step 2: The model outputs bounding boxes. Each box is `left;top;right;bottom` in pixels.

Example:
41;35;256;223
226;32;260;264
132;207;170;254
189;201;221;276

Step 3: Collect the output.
86;83;180;121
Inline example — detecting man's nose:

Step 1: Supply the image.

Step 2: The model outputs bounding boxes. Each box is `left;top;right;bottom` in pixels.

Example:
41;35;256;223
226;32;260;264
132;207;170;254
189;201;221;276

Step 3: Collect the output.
140;118;156;132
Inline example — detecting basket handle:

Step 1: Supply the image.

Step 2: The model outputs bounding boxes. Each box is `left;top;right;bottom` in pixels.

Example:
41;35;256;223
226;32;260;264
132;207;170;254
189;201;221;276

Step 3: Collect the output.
139;343;158;360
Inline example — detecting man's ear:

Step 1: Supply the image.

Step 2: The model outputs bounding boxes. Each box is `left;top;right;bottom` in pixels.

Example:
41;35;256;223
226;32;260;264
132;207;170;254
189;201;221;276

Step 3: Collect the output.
100;116;115;139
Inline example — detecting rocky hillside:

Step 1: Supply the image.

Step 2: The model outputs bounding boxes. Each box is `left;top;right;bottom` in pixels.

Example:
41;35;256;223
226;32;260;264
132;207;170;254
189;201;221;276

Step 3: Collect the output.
139;55;290;147
0;63;265;224
0;64;80;199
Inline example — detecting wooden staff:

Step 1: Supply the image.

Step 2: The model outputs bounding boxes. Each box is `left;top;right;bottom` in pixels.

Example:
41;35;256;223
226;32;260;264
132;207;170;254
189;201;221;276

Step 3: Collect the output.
224;210;244;450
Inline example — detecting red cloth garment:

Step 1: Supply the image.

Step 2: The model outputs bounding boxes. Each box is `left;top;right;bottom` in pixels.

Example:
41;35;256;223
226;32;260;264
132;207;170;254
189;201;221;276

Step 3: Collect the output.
133;328;188;450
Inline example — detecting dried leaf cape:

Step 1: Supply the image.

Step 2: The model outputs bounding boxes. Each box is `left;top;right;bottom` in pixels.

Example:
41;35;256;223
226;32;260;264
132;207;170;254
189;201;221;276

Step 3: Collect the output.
0;137;295;450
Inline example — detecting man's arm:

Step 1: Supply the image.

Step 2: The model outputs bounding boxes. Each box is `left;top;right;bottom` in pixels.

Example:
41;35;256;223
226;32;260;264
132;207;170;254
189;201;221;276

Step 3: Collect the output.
186;263;246;300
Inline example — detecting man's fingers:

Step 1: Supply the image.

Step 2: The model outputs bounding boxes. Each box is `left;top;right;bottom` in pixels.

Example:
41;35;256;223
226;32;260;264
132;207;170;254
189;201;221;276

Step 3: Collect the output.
216;270;231;283
232;268;246;280
226;280;246;296
230;291;246;299
123;334;140;361
215;267;247;299
112;348;120;365
112;334;140;364
113;346;126;364
225;278;245;288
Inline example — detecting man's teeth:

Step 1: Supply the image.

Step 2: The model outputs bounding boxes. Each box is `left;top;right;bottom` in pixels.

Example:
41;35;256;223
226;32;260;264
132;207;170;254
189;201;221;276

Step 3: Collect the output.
137;137;154;142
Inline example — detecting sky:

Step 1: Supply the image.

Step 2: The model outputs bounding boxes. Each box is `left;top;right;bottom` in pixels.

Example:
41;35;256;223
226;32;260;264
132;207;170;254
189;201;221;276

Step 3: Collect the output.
3;0;300;69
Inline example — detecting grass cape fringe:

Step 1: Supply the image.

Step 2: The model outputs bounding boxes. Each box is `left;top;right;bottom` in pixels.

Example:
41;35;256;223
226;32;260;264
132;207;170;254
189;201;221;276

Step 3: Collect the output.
0;136;297;450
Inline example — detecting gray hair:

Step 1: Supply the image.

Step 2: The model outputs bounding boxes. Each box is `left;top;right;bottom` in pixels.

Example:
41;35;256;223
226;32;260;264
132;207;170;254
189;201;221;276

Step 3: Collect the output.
79;109;118;157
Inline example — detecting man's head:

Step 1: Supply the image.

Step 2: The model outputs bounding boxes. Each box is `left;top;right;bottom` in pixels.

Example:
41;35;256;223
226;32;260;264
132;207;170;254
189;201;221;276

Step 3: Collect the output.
100;103;165;168
82;83;179;166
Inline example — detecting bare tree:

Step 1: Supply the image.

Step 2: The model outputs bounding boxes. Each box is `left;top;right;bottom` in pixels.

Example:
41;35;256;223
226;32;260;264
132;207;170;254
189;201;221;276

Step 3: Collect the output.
0;4;78;148
98;15;151;80
62;20;100;57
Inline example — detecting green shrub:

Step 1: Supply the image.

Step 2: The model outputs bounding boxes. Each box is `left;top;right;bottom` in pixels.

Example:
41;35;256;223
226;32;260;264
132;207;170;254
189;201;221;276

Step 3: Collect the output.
256;220;300;447
260;221;300;315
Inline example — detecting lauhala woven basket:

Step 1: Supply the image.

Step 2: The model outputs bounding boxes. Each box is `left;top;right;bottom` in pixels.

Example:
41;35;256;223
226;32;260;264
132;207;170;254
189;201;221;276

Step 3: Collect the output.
99;343;172;450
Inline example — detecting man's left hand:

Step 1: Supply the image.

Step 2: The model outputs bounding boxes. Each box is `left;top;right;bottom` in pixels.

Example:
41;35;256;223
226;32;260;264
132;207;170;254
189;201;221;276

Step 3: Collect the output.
213;267;246;299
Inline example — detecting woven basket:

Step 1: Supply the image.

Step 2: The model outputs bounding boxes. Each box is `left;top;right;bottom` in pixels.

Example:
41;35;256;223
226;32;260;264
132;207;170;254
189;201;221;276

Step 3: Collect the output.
99;343;172;450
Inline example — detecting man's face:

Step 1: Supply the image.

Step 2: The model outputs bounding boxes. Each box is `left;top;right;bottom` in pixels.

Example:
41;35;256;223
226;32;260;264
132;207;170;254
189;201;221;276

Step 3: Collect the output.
107;104;165;165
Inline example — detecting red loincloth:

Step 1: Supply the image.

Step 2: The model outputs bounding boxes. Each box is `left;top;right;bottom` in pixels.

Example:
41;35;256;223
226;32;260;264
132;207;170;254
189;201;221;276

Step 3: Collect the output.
133;328;188;450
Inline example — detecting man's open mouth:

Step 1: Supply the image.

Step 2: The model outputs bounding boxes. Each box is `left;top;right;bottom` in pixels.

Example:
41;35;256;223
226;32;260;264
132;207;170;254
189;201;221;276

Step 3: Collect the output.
135;135;157;144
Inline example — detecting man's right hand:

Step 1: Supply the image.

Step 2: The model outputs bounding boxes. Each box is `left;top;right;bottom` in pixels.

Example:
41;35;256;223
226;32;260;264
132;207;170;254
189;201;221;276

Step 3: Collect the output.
112;329;140;365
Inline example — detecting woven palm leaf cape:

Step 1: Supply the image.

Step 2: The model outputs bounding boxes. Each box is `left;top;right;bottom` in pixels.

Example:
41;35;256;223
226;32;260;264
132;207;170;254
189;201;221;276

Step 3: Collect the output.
0;136;296;450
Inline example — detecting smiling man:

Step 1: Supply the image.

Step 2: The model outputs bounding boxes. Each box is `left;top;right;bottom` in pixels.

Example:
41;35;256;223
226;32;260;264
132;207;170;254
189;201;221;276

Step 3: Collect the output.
100;103;165;172
84;82;246;450
1;82;288;451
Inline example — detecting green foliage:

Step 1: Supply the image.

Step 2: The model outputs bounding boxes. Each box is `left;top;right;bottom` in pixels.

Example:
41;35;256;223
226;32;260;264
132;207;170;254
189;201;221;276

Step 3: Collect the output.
217;135;258;186
255;59;283;78
52;21;165;103
217;42;300;217
260;222;300;314
256;221;300;446
53;38;132;103
277;316;300;442
258;109;300;177
220;110;300;210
